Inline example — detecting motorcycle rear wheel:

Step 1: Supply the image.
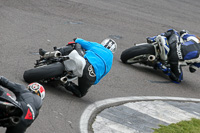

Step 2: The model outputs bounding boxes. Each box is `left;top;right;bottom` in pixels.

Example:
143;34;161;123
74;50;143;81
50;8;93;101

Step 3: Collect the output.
23;62;65;83
120;44;155;64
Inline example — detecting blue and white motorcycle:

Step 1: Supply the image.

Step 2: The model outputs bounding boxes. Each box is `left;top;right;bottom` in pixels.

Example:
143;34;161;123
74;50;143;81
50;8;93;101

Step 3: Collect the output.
120;35;187;71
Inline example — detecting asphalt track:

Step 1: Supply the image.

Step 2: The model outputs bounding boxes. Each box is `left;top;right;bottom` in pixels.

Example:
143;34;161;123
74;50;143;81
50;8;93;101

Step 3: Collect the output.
0;0;200;133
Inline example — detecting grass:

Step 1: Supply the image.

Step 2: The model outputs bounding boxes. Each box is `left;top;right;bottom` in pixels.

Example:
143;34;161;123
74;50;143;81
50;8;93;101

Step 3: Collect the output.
153;118;200;133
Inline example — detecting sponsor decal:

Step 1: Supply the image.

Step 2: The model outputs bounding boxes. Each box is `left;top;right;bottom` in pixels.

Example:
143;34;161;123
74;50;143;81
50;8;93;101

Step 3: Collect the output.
88;65;96;77
176;43;183;60
25;104;35;120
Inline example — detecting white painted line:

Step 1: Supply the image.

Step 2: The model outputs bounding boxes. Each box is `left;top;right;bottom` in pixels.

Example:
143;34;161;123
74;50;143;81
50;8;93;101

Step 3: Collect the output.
193;111;200;116
124;101;200;124
93;116;139;133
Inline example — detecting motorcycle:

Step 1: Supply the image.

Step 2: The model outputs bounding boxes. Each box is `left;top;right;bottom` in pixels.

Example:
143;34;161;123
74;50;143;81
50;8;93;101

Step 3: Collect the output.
120;35;187;71
23;43;85;85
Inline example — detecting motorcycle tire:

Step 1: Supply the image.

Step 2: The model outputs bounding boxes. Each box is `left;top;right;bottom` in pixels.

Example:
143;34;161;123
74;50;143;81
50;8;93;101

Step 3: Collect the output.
23;62;65;83
120;44;155;64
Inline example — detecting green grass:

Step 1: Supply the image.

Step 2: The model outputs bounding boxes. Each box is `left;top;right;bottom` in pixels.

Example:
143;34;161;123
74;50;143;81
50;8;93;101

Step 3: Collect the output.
153;118;200;133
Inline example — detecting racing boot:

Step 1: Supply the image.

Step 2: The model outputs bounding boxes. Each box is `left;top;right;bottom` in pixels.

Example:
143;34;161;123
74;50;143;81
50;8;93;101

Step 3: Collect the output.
65;82;82;98
189;64;197;73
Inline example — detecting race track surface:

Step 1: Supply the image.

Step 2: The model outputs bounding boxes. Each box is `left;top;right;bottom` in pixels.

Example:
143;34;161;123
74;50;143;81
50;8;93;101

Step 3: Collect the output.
0;0;200;132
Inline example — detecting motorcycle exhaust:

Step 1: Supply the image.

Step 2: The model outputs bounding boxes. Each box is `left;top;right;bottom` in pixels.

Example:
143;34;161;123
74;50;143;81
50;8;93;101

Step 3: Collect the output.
60;76;68;83
148;55;156;61
43;51;62;58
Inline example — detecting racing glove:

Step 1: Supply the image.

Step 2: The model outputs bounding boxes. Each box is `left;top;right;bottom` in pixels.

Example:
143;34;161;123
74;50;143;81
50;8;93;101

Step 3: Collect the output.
73;37;78;42
146;36;157;43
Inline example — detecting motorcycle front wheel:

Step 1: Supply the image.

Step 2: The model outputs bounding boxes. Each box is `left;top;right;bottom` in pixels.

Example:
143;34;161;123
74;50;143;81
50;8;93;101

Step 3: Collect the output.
23;62;65;83
120;44;155;64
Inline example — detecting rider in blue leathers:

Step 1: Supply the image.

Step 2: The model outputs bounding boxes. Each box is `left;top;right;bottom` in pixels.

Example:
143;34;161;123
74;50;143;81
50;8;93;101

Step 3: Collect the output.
147;29;200;83
75;38;113;84
55;38;117;97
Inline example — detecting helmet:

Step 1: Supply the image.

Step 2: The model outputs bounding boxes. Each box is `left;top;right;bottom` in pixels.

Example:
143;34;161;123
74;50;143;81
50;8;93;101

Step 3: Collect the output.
180;29;189;36
28;83;45;100
101;38;117;53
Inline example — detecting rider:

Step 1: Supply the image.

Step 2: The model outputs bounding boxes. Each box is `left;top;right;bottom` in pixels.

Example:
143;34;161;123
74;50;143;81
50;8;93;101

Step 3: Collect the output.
40;38;117;97
147;29;200;83
0;76;45;133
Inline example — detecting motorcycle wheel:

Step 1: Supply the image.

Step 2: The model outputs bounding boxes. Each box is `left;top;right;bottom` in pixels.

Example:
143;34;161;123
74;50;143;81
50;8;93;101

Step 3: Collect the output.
120;44;155;64
23;62;65;83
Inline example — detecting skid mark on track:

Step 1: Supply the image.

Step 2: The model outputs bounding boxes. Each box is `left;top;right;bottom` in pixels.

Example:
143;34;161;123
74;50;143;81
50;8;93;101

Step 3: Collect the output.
149;80;172;84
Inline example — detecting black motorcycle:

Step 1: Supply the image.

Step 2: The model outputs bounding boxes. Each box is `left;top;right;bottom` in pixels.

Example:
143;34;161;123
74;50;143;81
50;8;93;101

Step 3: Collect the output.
23;44;85;85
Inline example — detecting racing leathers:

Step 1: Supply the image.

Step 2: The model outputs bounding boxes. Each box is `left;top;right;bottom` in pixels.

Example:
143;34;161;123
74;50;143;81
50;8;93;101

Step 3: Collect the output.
58;38;113;97
0;76;42;133
147;29;200;83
